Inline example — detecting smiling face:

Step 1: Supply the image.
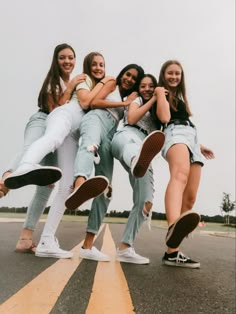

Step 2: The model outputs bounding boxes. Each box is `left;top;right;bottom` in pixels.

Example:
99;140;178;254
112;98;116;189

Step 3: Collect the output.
164;63;182;90
90;55;105;81
139;76;155;101
120;68;138;91
57;48;76;78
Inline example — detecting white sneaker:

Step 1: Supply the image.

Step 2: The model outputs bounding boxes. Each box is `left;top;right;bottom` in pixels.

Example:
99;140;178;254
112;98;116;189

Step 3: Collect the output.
4;163;62;189
35;236;73;259
79;246;111;261
116;247;150;264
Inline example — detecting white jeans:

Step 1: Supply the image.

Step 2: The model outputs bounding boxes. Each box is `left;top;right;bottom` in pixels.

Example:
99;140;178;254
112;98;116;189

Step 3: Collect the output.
41;130;79;237
18;99;84;166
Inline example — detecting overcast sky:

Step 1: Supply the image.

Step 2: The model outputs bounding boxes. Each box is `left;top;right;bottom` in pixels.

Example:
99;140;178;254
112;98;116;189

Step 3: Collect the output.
0;0;235;217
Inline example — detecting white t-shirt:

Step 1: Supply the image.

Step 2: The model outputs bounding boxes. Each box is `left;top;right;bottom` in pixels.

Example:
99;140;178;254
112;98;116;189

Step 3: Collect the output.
124;96;157;134
106;86;124;121
70;75;93;101
47;77;67;95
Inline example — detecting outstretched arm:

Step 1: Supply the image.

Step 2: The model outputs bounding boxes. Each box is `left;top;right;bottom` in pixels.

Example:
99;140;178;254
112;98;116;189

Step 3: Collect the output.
200;145;215;159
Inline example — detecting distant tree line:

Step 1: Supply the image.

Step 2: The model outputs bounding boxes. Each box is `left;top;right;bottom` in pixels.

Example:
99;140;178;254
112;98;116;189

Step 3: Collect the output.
1;206;235;225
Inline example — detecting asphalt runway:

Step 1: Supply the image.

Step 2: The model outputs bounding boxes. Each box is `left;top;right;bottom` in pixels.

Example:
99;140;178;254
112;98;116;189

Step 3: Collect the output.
0;220;235;314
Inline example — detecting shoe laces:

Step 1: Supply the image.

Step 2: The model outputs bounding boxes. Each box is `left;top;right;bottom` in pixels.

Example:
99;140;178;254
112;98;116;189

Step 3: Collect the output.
54;237;60;247
176;251;189;263
128;247;136;256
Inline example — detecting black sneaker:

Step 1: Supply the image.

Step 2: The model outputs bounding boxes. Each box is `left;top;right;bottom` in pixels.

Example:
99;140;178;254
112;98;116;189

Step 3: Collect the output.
166;210;200;248
162;251;200;269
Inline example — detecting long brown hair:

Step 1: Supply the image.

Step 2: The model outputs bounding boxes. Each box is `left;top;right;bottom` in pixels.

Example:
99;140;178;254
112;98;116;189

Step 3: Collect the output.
38;43;76;113
158;60;192;116
83;52;105;88
116;63;144;98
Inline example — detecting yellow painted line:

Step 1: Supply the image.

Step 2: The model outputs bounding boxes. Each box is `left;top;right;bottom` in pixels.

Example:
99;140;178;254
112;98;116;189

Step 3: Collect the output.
86;224;135;314
0;225;105;314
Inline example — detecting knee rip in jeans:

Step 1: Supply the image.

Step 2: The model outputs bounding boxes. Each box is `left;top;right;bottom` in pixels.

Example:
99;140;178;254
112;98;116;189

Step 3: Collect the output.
87;144;100;164
104;184;112;200
143;201;152;217
143;201;153;230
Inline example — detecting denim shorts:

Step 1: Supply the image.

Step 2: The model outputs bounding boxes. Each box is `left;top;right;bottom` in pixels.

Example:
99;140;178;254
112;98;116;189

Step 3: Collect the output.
162;124;205;165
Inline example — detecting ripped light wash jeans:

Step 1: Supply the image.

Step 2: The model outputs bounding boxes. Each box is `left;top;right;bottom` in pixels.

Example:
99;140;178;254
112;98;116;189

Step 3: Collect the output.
111;126;155;246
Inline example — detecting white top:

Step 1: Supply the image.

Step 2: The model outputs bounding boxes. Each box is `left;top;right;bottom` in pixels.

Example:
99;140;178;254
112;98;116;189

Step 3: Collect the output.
47;77;67;95
70;75;93;101
124;96;157;134
106;86;124;121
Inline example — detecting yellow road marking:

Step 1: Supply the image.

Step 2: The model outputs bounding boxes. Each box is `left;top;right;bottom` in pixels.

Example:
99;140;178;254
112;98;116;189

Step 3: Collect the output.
0;226;104;314
86;224;135;314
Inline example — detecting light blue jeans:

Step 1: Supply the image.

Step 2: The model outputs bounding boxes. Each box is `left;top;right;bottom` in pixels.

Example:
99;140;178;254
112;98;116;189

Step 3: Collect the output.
7;111;56;230
86;125;155;246
111;126;155;245
86;134;115;234
74;109;118;179
76;110;119;233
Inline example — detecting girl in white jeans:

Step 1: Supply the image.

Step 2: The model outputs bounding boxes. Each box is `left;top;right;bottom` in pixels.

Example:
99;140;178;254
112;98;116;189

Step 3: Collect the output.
5;52;114;258
1;43;84;253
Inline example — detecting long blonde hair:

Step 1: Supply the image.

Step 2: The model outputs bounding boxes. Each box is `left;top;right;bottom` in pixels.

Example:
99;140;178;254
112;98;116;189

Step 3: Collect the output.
158;60;192;116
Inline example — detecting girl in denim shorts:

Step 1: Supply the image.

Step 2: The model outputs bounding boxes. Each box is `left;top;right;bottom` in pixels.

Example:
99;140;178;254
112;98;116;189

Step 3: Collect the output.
154;60;215;269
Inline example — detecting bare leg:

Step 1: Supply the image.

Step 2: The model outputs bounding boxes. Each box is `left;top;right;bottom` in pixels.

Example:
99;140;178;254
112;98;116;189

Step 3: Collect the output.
165;144;190;226
74;176;86;189
181;163;202;213
15;229;36;253
164;144;190;253
82;232;95;249
165;163;202;254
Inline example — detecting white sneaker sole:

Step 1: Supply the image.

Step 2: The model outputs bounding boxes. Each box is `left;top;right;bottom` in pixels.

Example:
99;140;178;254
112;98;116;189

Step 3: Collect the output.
80;253;111;262
116;256;150;265
35;251;73;259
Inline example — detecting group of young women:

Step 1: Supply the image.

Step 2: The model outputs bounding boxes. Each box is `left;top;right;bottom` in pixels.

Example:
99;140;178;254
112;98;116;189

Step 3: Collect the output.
0;43;214;268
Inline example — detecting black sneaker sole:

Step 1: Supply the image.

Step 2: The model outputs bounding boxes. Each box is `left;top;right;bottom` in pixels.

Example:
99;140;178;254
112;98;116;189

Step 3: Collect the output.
132;131;165;178
5;167;62;189
166;211;200;248
65;176;109;210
